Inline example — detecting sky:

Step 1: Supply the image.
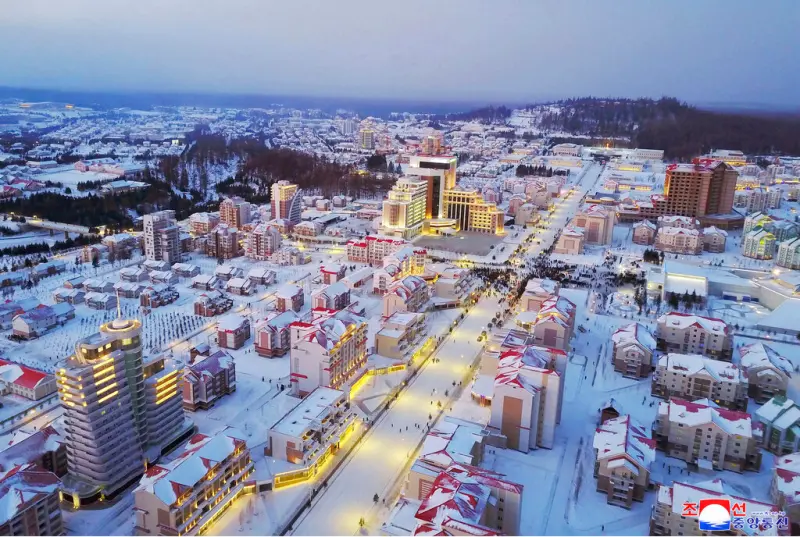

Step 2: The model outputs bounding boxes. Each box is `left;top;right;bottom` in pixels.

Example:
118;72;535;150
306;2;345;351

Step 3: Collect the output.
1;0;799;107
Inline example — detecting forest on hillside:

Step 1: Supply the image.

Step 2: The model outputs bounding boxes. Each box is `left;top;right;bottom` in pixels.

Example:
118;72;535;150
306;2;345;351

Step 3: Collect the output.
533;97;800;159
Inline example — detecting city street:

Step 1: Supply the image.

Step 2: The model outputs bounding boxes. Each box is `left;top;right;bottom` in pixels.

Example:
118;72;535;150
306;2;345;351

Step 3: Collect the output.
290;295;500;535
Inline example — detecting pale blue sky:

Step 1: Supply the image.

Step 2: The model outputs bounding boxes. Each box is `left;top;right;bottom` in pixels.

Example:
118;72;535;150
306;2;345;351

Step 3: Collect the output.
1;0;798;106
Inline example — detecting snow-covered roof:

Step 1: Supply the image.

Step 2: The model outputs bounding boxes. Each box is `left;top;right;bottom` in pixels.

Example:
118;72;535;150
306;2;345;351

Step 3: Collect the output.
659;398;754;437
523;278;558;296
0;359;51;391
135;429;247;506
657;312;728;334
611;322;656;351
538;295;576;319
255;311;298;333
774;453;800;506
593;415;655;469
271;387;345;438
419;418;486;469
738;343;792;377
275;283;302;299
657;226;700;237
217;314;247;332
0;463;60;525
657;353;743;383
0;425;63;471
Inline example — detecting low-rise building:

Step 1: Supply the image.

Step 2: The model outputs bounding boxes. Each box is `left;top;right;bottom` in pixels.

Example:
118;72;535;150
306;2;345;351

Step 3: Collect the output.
527;295;576;351
610;322;656;378
771;452;800;533
702;226;728;253
119;266;149;283
756;396;800;455
382;275;429;317
652;353;748;411
266;387;355;465
776;237;800;269
0;359;57;400
592;415;655;508
572;205;615;245
553;226;584;254
149;270;178;285
216;314;250;350
656;312;732;360
738;342;792;402
52;287;85;305
275;283;304;313
182;351;236;411
320;263;346;284
654;398;761;472
0;463;63;537
246;267;275;286
375;312;426;360
191;273;220;291
226;277;254;296
85;291;117;310
632;220;657;245
171;263;200;278
140;285;179;308
520;278;560;313
650;479;778;536
193;291;233;317
311;281;351;311
214;264;243;282
254;311;298;357
133;429;253;536
655;227;703;255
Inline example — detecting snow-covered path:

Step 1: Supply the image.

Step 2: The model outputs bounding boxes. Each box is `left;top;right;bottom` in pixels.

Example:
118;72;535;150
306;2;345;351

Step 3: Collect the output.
290;296;501;536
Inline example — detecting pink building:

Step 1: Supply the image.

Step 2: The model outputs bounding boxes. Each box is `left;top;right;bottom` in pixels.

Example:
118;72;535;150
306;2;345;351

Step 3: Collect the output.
275;283;304;313
254;311;298;357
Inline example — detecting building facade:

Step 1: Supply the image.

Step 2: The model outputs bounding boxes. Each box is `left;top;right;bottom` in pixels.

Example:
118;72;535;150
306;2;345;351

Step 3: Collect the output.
655;312;732;360
651;353;748;411
143;210;180;263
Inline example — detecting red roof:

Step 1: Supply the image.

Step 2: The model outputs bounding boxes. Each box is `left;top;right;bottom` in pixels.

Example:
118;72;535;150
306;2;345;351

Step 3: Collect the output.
0;359;49;390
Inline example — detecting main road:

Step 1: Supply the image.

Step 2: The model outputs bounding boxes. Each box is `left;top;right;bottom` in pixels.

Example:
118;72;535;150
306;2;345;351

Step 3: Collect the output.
290;162;603;535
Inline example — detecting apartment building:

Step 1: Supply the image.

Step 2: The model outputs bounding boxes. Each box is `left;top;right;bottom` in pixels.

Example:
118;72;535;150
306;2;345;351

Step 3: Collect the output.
58;318;189;504
382;275;430;317
702;226;728;253
375;312;426;360
738;342;792;402
553;227;584;255
373;247;426;294
189;212;219;236
206;223;240;260
656;312;733;360
650;479;778;536
776;237;800;269
143;210;180;263
743;229;776;259
219;196;251;229
320;263;347;284
572;205;615;245
275;283;304;313
620;161;738;226
216;314;250;350
657;215;699;230
632;220;656;245
266;387;355;465
610;322;656;378
271;181;302;224
734;187;783;214
756;396;800;455
488;345;566;450
519;278;559;313
254;311;298;358
382;177;428;238
771;452;800;533
182;350;236;411
654;227;703;255
0;463;63;536
527;295;576;352
652;353;748;411
386;462;523;537
592;415;655;508
133;429;253;536
654;398;761;472
311;282;351;311
346;234;409;266
244;222;281;260
289;307;367;397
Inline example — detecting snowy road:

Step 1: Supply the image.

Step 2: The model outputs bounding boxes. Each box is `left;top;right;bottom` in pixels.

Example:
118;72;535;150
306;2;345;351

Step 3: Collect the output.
290;296;501;536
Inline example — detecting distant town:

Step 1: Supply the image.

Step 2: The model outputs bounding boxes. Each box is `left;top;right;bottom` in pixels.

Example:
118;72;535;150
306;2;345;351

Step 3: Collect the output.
0;96;800;537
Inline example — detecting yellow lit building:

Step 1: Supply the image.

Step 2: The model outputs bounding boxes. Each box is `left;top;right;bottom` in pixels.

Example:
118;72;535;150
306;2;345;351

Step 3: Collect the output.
382;177;428;238
58;318;190;505
442;188;505;234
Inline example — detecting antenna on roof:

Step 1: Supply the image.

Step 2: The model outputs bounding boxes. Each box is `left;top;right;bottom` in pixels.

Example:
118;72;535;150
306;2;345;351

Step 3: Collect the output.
116;289;122;320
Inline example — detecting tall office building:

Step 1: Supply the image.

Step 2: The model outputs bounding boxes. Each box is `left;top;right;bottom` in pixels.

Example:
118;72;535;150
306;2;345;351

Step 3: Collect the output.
143;210;180;263
359;118;377;150
57;318;189;505
442;188;505;234
405;155;458;220
619;160;739;227
271;180;302;224
219;196;251;229
382;177;428;238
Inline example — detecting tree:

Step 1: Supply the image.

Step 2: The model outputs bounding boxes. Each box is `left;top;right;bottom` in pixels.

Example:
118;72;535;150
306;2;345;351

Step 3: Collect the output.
108;249;117;265
65;187;72;194
92;253;99;268
668;292;679;309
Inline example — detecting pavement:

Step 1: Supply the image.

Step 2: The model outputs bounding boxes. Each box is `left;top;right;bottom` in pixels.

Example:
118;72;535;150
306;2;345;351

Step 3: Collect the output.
290;295;501;536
